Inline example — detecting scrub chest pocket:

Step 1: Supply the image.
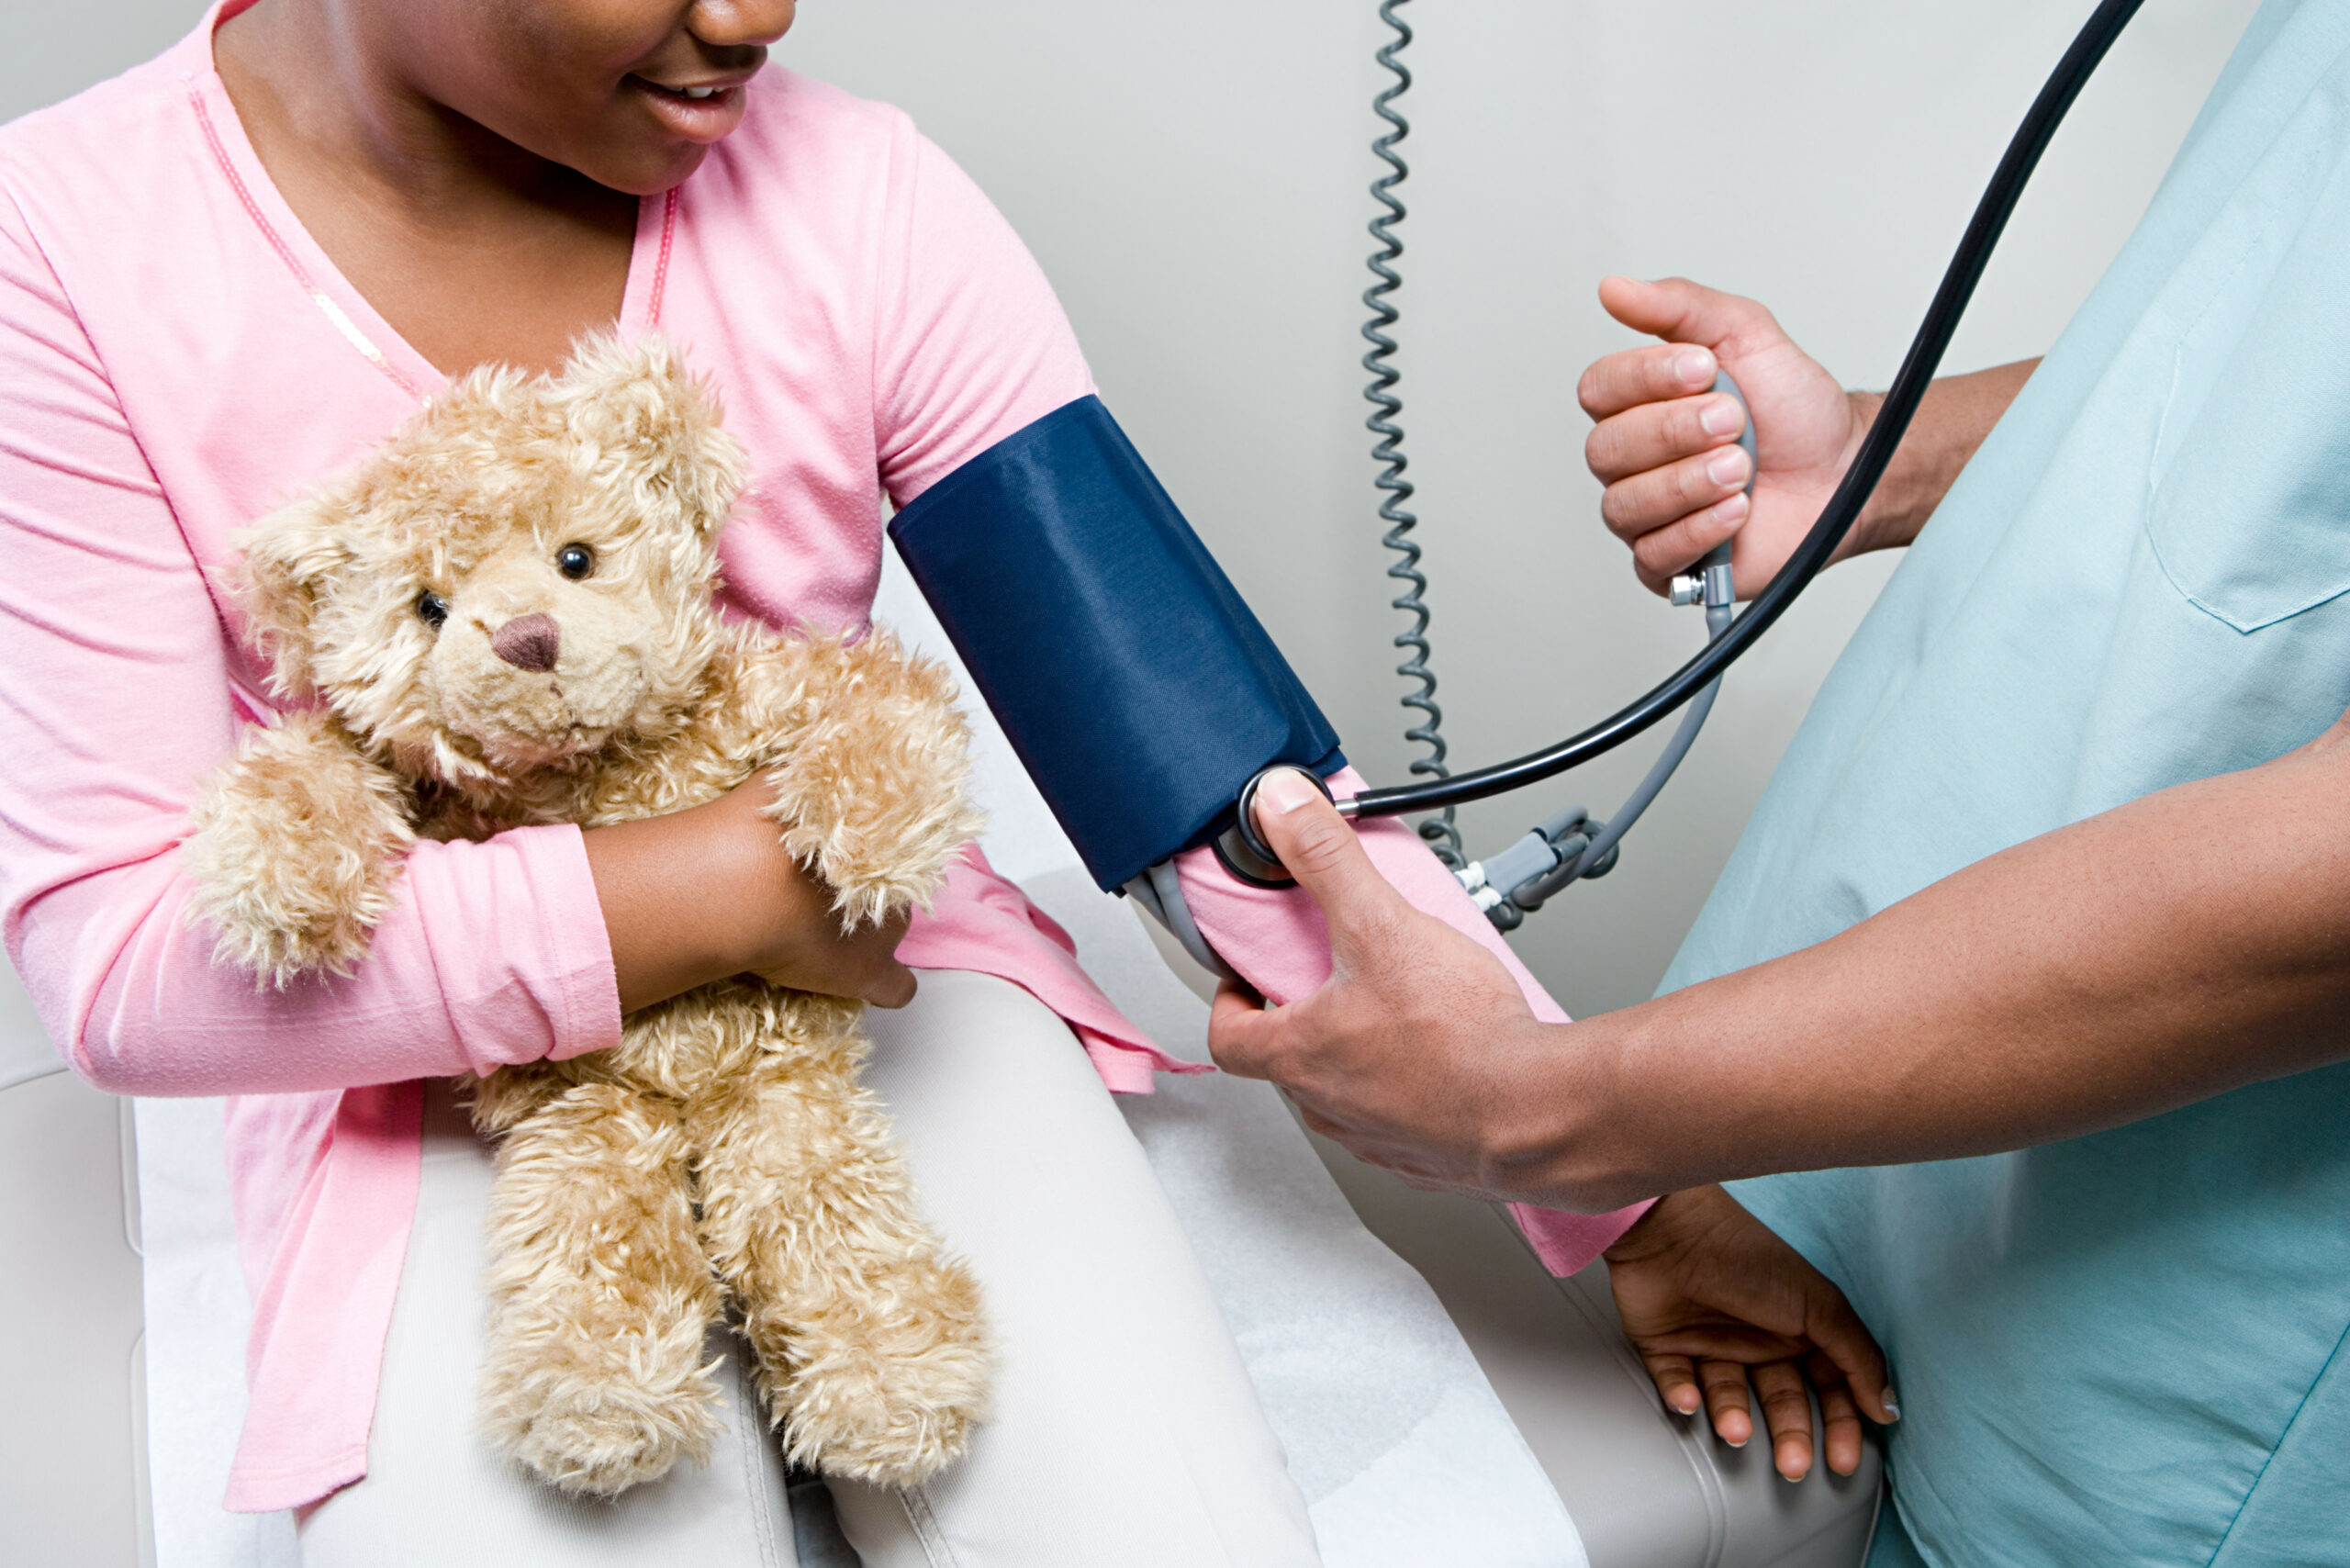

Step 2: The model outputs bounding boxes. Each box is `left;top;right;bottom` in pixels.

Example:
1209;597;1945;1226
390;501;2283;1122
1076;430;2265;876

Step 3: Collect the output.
2144;78;2350;633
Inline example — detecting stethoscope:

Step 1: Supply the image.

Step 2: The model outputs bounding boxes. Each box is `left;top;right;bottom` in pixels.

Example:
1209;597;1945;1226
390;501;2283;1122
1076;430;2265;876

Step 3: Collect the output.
1220;0;2145;884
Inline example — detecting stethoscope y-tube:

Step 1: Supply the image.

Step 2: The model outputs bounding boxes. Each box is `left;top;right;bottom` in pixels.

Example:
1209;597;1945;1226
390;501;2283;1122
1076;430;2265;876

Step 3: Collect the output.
1234;0;2147;875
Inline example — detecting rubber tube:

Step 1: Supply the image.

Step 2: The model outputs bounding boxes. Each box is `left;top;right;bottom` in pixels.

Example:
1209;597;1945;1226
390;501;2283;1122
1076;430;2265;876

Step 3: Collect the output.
1340;0;2146;824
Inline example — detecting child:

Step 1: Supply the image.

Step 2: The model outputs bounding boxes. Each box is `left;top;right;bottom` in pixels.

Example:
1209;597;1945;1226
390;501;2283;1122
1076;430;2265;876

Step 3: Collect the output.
0;1;1315;1560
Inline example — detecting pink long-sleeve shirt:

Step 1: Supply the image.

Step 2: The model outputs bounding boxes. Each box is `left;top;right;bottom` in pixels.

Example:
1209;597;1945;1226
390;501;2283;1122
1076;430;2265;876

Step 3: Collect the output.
0;2;1639;1513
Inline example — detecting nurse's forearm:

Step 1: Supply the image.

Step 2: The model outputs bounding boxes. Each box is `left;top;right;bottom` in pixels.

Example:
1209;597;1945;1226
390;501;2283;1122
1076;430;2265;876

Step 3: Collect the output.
1548;710;2350;1204
1849;359;2039;554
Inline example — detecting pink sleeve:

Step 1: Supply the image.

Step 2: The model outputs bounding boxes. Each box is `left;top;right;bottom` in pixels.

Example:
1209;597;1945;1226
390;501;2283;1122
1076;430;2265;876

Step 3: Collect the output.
1174;769;1651;1276
0;196;621;1098
872;125;1095;506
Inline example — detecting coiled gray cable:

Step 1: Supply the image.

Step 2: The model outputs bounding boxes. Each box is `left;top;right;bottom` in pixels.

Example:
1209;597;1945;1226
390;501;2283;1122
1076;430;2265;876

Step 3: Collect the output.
1361;0;1463;868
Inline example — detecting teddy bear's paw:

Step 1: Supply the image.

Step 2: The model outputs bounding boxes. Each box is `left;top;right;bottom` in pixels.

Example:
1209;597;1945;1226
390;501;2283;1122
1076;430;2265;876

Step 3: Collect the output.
185;821;393;985
182;711;413;987
211;909;375;990
781;819;968;936
487;1365;726;1497
775;1258;992;1489
824;869;934;937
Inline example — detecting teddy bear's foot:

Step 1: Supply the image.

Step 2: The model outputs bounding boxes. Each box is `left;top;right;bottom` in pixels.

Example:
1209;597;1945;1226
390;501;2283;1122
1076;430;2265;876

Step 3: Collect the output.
771;1254;992;1490
488;1362;727;1496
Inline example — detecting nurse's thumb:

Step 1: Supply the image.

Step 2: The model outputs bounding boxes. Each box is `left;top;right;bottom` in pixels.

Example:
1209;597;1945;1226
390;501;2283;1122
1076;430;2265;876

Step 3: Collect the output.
1250;769;1406;946
1599;275;1780;359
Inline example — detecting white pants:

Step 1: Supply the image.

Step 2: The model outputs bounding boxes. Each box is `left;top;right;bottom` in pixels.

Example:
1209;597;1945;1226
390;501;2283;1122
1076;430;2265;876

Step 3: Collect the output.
297;970;1322;1567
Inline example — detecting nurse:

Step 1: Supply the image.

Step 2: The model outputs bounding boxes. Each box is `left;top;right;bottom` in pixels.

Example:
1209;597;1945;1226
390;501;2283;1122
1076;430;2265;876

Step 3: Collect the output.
1212;2;2350;1562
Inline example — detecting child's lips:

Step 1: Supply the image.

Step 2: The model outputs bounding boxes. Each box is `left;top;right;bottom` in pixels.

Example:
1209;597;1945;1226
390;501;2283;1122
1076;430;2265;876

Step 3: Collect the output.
627;75;751;143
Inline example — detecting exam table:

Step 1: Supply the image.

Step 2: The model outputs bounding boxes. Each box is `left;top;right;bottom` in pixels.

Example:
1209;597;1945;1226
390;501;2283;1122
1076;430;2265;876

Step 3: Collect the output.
0;554;1879;1567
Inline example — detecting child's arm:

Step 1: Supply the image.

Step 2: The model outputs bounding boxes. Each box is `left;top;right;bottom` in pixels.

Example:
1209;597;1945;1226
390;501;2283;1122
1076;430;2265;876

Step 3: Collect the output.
1179;767;1653;1276
0;205;619;1097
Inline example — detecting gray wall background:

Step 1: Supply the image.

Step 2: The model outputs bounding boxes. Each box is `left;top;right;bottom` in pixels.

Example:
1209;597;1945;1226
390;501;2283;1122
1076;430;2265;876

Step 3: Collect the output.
13;1;2261;1017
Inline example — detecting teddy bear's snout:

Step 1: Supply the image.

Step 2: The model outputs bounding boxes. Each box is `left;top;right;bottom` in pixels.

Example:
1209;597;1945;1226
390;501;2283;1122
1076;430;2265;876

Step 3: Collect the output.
491;613;562;674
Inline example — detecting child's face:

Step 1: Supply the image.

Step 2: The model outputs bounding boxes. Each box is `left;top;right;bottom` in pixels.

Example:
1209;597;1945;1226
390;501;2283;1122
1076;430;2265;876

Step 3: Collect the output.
377;0;797;195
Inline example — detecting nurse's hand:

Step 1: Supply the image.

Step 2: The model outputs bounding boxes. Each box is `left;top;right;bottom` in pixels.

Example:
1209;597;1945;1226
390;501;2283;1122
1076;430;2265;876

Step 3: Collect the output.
1580;276;1874;599
1205;773;1560;1201
1208;774;1896;1480
1604;1183;1897;1480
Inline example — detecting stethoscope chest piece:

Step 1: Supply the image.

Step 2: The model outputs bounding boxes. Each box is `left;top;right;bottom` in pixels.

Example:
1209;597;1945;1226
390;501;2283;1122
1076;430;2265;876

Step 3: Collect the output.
1214;767;1343;889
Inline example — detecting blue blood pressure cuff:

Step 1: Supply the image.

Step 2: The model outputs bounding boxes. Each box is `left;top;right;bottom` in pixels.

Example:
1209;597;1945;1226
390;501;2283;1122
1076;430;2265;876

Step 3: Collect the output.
889;396;1343;890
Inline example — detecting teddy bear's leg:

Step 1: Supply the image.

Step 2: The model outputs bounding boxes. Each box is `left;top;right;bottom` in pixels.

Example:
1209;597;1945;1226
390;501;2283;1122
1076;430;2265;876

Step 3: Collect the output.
477;1079;726;1495
690;1032;990;1489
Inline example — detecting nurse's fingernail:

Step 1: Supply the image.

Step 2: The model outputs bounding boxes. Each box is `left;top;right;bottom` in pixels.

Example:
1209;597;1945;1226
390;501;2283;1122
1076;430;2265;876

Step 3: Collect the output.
1699;395;1744;438
1673;347;1713;386
1708;448;1751;487
1881;1389;1901;1421
1714;493;1750;528
1257;768;1321;816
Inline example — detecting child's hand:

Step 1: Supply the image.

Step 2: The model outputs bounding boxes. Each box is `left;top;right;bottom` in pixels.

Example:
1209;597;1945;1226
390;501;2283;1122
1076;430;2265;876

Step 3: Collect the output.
1602;1182;1897;1480
586;776;919;1014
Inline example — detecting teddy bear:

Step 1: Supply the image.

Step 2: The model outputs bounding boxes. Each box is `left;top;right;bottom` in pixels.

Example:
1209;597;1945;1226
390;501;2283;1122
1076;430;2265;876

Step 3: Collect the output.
182;332;991;1496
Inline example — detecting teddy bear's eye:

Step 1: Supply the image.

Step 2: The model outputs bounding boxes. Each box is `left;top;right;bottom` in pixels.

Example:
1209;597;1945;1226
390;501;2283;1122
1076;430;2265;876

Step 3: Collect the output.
556;543;596;582
416;591;450;629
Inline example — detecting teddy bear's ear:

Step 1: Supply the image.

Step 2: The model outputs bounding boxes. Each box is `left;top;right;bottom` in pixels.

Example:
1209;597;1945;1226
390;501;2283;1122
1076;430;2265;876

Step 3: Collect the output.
553;331;746;538
233;495;354;702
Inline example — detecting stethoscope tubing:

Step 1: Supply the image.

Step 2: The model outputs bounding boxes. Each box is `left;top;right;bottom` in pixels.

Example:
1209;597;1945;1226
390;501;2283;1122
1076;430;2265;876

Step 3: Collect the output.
1332;0;2147;827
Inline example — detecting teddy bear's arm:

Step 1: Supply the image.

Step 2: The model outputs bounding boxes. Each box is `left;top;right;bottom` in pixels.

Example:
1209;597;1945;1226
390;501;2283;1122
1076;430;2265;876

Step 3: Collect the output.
183;709;419;988
743;630;984;934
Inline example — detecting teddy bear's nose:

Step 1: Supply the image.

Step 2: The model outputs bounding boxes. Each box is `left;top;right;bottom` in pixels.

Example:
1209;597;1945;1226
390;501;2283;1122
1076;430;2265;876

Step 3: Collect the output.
490;613;562;673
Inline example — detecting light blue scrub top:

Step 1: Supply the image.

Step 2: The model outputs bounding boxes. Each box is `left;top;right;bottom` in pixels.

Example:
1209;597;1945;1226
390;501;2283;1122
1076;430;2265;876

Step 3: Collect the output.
1660;4;2350;1563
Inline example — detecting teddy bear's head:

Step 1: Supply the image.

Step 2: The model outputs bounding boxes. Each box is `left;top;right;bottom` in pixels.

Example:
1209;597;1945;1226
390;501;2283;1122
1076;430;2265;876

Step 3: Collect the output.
240;333;746;787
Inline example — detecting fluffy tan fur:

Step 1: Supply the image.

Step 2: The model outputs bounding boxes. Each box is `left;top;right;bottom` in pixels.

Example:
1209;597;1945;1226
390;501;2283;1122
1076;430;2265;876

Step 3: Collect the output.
184;333;990;1495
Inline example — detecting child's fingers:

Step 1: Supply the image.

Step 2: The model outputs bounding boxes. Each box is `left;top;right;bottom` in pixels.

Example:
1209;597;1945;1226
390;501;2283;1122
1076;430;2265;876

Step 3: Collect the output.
1641;1351;1703;1417
1803;1281;1896;1423
860;959;918;1009
1751;1359;1818;1480
1699;1359;1754;1448
1814;1372;1866;1478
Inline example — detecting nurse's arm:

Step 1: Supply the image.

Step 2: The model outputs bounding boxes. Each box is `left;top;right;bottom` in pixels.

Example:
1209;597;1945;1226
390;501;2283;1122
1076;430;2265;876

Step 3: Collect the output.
1551;712;2350;1204
1213;721;2350;1215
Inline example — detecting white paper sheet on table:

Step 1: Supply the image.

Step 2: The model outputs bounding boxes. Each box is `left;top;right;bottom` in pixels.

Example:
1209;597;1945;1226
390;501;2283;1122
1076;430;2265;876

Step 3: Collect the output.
129;549;1587;1568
